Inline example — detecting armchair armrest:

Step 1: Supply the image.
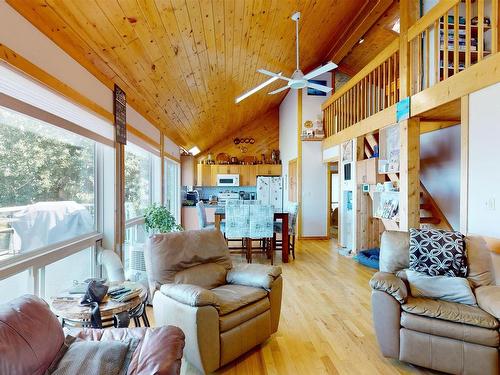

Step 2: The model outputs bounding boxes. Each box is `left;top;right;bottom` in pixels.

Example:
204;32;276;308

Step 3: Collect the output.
475;285;500;320
369;272;408;304
160;284;219;308
227;264;282;290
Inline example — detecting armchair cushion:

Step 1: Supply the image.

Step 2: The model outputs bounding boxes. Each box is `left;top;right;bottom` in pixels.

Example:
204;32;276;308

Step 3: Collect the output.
210;284;268;315
174;263;227;289
160;284;219;308
402;296;499;329
226;263;282;290
475;285;500;320
369;272;408;304
406;269;477;306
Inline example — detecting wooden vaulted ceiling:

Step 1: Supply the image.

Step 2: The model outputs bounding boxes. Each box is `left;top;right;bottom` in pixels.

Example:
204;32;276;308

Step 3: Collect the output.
7;0;394;152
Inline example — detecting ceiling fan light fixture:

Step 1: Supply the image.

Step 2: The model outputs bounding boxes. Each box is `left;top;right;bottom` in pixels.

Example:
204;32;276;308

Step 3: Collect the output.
235;74;281;103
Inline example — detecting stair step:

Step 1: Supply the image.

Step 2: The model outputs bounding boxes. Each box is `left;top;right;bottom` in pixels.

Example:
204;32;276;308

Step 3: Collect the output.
420;203;432;211
420;217;441;225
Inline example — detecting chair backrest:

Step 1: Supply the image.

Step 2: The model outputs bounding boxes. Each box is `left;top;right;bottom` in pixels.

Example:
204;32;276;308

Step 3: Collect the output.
97;249;126;282
249;204;274;239
196;201;208;229
288;202;299;235
144;230;232;293
0;295;64;374
225;204;249;239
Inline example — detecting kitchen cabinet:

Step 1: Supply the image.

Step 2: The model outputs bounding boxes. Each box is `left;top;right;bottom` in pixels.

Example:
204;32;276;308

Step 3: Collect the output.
240;165;257;186
356;158;384;185
195;164;281;186
257;164;282;176
196;164;212;186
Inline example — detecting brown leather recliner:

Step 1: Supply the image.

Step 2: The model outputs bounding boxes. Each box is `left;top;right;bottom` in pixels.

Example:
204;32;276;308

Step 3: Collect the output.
144;229;283;374
370;231;500;375
0;294;185;375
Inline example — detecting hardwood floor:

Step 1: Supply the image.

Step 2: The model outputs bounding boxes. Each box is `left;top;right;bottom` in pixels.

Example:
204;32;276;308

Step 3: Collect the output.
149;239;438;375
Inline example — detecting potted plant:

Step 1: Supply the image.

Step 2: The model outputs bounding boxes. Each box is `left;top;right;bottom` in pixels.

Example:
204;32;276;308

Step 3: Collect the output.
144;204;183;234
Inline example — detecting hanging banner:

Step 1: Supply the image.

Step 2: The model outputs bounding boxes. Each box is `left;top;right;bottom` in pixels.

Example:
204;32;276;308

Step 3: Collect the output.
396;96;410;122
114;84;127;144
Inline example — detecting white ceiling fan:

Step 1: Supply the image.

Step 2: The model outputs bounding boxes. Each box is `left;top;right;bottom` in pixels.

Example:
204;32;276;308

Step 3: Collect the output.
235;11;337;104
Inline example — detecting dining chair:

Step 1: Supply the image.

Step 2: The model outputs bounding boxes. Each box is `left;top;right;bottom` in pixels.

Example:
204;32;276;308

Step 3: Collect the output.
225;204;250;261
196;201;215;230
243;200;261;205
274;202;299;259
248;204;275;264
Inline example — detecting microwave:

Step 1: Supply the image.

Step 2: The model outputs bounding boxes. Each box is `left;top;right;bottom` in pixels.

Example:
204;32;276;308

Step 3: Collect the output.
216;174;240;187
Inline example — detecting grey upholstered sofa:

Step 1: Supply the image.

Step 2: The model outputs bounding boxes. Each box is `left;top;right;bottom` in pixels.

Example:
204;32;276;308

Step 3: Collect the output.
144;229;283;374
370;231;500;375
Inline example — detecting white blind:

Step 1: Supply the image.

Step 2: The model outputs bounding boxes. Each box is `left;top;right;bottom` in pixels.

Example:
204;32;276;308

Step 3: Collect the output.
0;62;114;142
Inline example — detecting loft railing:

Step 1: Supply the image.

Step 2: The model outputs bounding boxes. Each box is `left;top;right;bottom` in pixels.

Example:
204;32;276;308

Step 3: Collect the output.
323;0;498;137
407;0;498;95
322;39;399;136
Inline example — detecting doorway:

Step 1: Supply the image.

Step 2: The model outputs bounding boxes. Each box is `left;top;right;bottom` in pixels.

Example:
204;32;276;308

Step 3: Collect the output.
327;162;339;238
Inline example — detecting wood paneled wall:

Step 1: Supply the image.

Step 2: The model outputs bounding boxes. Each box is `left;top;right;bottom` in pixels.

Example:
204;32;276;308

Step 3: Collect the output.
197;109;278;163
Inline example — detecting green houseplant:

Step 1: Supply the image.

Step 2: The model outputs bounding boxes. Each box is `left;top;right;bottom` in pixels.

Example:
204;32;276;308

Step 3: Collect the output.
144;204;183;234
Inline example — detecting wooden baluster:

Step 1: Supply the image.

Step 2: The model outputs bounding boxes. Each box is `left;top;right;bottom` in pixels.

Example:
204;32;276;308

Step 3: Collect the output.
409;39;413;95
382;60;387;109
418;34;422;92
393;53;397;103
377;66;381;112
454;4;459;75
444;11;449;79
465;0;471;67
388;56;392;105
492;0;498;54
349;88;353;126
425;29;430;89
478;0;484;61
434;20;440;83
367;73;371;116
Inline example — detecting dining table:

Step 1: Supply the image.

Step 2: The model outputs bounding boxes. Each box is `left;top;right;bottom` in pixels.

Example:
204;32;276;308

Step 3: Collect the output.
214;206;290;263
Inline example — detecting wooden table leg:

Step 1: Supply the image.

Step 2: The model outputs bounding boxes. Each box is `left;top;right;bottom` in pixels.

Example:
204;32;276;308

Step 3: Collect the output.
282;214;289;263
215;214;221;231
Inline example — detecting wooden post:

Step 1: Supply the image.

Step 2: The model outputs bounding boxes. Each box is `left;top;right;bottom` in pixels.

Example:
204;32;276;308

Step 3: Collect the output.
399;117;420;231
297;90;303;238
160;131;165;206
460;95;469;234
399;0;420;98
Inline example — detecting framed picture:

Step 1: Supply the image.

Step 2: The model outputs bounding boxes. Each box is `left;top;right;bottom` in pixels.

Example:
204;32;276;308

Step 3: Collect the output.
306;79;327;96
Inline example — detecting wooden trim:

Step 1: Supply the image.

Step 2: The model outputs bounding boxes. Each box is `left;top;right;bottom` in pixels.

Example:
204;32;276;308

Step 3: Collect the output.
297;90;303;238
322;39;399;110
0;92;114;148
322;104;397;149
420;120;460;134
115;143;125;256
407;0;459;41
163;151;181;164
411;52;500;117
460;95;469;234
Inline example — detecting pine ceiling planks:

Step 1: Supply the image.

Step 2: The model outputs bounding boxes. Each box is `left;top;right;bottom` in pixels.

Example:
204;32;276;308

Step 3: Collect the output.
7;0;371;151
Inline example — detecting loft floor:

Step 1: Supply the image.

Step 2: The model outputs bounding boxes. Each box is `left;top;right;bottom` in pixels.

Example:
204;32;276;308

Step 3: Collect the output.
148;239;438;375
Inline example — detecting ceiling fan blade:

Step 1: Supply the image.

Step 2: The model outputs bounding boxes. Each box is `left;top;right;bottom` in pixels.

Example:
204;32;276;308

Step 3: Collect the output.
258;69;291;81
303;61;338;80
306;82;333;93
268;86;290;95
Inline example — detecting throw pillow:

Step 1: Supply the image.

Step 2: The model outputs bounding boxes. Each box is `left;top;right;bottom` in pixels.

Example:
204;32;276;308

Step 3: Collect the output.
406;269;477;305
47;335;139;375
409;228;467;277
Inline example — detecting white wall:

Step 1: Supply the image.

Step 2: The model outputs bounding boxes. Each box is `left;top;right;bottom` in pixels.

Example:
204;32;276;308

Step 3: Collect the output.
279;89;298;202
468;83;500;237
0;2;177;150
420;125;461;230
300;72;332;237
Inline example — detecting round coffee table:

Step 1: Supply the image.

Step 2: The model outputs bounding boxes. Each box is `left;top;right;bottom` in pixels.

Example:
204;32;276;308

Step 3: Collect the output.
50;281;149;329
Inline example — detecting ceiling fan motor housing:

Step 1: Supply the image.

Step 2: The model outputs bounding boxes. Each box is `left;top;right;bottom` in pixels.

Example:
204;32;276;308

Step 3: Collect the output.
289;69;307;89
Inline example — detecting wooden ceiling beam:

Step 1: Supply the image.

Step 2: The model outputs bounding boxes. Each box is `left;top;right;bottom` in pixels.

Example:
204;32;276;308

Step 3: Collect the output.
325;0;394;64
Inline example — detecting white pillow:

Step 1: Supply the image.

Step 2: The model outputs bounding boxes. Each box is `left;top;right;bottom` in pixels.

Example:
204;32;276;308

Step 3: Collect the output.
406;269;477;306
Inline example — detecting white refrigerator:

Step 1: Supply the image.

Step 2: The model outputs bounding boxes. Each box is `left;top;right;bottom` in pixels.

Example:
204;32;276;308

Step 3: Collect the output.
256;176;283;211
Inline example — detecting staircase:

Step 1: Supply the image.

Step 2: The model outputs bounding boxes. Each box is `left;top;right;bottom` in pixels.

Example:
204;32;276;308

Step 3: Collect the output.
363;134;451;231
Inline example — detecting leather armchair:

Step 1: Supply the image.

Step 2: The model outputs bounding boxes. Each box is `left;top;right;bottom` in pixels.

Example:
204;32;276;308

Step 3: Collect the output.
370;231;500;375
144;229;283;374
0;295;185;375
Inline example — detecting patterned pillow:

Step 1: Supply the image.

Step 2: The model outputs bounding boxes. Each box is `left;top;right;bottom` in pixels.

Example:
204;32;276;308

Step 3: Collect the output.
409;228;467;277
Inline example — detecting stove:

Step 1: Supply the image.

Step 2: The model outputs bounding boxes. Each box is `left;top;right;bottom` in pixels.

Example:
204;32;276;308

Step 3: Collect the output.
217;192;240;204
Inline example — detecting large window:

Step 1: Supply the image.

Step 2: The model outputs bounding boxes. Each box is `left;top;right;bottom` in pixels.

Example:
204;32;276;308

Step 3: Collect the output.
165;158;180;222
0;105;96;259
124;143;160;280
